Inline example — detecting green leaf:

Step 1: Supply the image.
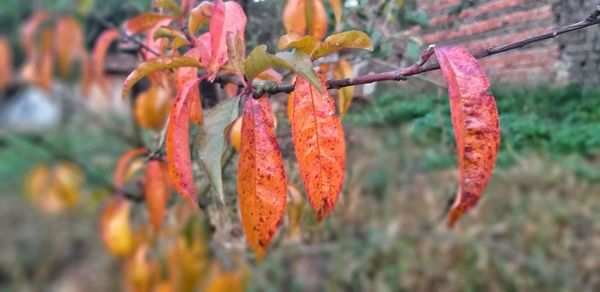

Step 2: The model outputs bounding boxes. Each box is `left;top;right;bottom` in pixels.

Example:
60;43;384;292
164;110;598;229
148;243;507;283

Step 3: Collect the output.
311;30;373;60
244;45;321;91
197;96;241;203
121;56;203;98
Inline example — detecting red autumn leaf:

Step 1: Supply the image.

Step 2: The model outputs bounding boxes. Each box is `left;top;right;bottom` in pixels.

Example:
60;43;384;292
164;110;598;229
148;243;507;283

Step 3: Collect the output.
144;159;171;231
176;47;207;124
166;78;203;206
207;0;247;80
123;13;172;35
114;148;149;189
92;28;120;92
237;96;287;258
193;32;213;65
291;75;346;221
435;46;500;228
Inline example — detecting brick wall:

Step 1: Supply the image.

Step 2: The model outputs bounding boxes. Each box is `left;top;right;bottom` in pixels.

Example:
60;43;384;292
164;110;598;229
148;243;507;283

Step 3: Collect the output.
414;0;600;87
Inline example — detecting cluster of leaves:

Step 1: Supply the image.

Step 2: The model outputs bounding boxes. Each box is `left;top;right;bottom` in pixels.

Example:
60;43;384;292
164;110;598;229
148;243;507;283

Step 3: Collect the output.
116;0;375;260
16;0;507;280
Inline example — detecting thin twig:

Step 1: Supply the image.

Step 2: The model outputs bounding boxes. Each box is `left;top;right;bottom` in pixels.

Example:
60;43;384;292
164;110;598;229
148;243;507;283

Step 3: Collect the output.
92;13;162;57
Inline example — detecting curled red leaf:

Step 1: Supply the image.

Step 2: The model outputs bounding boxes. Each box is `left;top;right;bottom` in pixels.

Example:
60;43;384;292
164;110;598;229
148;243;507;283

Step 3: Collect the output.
435;46;500;227
166;78;203;206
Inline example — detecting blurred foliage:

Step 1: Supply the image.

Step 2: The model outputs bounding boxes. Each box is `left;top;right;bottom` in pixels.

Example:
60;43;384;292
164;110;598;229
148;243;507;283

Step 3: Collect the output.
347;85;600;179
0;0;150;64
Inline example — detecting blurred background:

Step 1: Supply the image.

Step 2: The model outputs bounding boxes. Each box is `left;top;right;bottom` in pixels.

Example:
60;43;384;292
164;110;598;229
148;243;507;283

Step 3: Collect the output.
0;0;599;291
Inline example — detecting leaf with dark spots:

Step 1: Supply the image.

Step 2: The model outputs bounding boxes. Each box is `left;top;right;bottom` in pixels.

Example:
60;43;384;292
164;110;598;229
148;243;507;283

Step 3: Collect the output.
291;75;346;221
237;96;286;258
166;78;203;206
435;46;500;227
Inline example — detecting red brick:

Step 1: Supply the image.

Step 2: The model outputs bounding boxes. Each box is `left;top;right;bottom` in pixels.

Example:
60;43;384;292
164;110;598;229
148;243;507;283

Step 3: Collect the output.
422;5;554;44
428;0;527;27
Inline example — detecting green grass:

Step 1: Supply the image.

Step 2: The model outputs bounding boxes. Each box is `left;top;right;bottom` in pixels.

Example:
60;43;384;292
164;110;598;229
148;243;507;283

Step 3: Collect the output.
346;84;600;179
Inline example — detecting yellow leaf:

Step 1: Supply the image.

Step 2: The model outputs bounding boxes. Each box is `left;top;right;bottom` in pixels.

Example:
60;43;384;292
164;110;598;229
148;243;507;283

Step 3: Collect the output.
188;1;214;36
23;163;83;214
153;25;190;49
277;33;318;55
286;184;304;240
333;59;354;118
100;197;134;257
311;30;373;60
121;56;203;98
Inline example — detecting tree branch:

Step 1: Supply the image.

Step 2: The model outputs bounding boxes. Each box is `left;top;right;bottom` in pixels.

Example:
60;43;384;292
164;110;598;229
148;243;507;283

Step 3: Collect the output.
253;7;600;96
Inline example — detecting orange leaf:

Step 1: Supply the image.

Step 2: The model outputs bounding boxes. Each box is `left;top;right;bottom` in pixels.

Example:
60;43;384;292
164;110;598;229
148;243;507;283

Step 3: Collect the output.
92;29;120;93
114;148;148;189
229;116;242;152
283;0;328;40
328;0;342;30
283;0;306;36
166;78;202;205
205;263;247;292
207;0;247;80
144;159;171;231
333;59;354;118
0;37;12;91
291;75;346;220
134;84;172;130
435;46;500;227
124;13;172;34
237;96;287;258
100;196;134;257
306;0;328;40
54;16;85;79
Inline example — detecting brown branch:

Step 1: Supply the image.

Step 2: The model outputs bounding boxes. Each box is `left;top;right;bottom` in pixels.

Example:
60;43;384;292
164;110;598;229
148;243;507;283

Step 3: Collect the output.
253;7;600;96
